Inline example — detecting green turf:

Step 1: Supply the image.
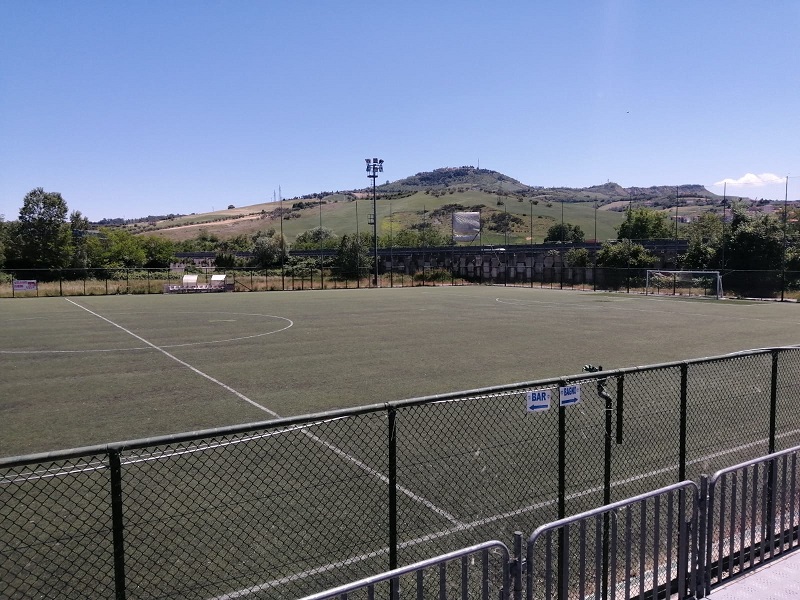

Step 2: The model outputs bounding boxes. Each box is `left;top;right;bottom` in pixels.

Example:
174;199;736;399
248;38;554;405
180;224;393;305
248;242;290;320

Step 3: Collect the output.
3;287;800;598
1;286;798;458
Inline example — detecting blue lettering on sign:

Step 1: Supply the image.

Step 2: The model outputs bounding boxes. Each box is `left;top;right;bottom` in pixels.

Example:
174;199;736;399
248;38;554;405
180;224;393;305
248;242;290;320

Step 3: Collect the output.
560;384;581;407
527;390;551;412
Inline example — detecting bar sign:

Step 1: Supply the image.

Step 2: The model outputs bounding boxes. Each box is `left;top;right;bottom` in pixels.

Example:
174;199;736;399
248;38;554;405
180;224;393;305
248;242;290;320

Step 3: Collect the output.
526;390;551;412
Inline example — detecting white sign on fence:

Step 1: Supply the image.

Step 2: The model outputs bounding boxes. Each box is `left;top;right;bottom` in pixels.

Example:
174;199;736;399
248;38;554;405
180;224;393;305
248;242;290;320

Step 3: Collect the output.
526;389;551;412
559;384;581;407
13;280;37;291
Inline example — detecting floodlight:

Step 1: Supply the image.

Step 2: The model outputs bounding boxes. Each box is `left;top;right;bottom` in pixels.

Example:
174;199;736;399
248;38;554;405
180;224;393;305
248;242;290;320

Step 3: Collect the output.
362;157;384;287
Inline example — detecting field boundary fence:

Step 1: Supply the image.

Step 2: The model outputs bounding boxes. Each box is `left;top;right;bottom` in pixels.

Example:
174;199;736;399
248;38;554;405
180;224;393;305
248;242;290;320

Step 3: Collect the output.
3;346;800;598
3;262;799;300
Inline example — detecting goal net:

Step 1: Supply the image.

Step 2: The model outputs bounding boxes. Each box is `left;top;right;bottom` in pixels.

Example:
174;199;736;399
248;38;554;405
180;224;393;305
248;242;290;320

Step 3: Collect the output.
645;270;723;299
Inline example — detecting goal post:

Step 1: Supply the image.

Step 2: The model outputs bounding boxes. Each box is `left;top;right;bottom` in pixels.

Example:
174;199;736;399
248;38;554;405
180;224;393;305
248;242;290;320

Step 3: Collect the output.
645;270;724;299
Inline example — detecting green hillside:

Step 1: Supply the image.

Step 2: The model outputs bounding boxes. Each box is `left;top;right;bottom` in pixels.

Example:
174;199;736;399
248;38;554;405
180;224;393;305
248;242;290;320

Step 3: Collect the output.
133;167;721;244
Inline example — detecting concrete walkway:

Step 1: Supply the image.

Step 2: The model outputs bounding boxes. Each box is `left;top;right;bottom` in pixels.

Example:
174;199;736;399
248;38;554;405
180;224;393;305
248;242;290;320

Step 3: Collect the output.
707;549;800;598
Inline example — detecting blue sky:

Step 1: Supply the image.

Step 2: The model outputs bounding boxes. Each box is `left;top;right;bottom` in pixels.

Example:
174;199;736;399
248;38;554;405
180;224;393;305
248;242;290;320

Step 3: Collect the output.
1;1;798;221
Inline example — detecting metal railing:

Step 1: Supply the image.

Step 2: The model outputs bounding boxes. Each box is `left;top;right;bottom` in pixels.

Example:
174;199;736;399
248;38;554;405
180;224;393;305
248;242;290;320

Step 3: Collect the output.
305;445;800;600
296;540;511;600
3;347;800;599
703;444;800;594
526;481;698;600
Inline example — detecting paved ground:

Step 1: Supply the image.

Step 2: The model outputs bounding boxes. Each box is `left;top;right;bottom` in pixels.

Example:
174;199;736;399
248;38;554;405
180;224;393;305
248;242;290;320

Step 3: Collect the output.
708;549;800;599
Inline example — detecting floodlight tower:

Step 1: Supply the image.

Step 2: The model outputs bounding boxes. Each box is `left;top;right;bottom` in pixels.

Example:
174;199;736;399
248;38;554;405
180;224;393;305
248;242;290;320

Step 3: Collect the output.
366;158;384;286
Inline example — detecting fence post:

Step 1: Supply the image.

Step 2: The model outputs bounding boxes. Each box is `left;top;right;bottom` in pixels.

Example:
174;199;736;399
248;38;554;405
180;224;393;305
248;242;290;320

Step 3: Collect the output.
59;269;63;296
602;377;613;600
679;363;689;481
108;448;127;600
769;350;779;454
388;407;398;583
557;380;567;600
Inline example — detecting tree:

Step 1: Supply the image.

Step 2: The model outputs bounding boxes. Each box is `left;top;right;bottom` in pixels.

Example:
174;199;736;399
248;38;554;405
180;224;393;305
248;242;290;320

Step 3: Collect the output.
725;207;785;270
141;236;175;268
335;233;372;278
69;210;91;270
0;215;9;268
565;247;589;268
104;229;146;268
682;213;724;270
617;207;672;240
545;222;585;243
251;229;286;268
14;188;72;269
596;239;657;269
293;227;338;250
596;239;657;290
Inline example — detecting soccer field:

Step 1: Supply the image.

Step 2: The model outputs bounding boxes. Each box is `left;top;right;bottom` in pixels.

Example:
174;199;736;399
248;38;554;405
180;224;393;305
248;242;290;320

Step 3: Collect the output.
2;286;799;458
4;285;800;599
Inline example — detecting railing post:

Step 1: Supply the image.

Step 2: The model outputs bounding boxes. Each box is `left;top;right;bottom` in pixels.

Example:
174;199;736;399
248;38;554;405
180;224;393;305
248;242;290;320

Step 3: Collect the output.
512;531;523;600
108;448;127;600
679;363;689;481
697;475;708;598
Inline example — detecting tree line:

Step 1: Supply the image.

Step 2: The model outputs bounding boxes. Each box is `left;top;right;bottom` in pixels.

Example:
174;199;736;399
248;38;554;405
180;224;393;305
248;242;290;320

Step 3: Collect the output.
2;189;797;289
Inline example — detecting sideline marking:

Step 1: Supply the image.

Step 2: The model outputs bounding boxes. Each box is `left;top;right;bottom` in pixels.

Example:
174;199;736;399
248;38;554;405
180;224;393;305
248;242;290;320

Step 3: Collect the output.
494;296;799;326
60;299;462;525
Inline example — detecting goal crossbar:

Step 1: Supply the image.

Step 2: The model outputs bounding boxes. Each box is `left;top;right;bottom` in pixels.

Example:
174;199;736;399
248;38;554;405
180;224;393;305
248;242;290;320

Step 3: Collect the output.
645;270;723;299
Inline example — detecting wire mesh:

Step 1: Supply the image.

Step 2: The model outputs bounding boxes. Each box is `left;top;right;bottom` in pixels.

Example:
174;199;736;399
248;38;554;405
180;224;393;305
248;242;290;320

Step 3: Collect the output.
3;347;800;598
0;454;114;599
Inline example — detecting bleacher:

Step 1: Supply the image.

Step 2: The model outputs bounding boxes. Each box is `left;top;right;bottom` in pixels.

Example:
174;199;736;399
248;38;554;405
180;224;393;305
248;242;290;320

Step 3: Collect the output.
163;273;230;294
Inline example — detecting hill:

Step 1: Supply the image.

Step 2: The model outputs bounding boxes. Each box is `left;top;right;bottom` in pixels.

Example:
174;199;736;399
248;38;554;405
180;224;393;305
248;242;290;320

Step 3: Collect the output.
123;167;724;244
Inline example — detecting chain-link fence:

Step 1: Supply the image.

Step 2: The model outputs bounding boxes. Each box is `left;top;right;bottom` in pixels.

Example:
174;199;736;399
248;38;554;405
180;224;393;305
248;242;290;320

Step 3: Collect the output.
2;347;800;599
3;262;799;299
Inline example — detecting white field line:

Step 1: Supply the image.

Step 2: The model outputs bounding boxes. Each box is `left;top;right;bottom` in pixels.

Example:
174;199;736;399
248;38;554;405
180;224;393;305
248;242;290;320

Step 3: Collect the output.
61;299;461;526
65;299;280;416
209;427;800;600
494;296;800;326
0;311;294;354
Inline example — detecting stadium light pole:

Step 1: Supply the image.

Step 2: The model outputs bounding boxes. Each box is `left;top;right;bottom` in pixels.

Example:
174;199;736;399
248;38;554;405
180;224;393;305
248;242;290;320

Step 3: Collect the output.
366;158;383;287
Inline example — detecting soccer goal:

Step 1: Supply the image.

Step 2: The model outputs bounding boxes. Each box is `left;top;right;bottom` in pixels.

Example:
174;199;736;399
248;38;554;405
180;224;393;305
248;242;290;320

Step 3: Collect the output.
645;270;724;299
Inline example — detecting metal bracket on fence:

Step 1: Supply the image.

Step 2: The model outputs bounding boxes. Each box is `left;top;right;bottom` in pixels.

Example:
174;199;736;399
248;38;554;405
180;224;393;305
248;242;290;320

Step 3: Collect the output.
583;364;611;402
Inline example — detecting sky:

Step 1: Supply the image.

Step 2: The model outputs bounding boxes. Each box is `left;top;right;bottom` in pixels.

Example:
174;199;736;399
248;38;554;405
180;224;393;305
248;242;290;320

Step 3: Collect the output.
1;1;799;222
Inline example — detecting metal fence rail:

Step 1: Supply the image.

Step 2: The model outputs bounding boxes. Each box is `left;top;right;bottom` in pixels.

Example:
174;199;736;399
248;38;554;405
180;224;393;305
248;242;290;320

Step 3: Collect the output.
296;540;511;600
703;444;800;594
526;481;698;600
3;347;800;599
